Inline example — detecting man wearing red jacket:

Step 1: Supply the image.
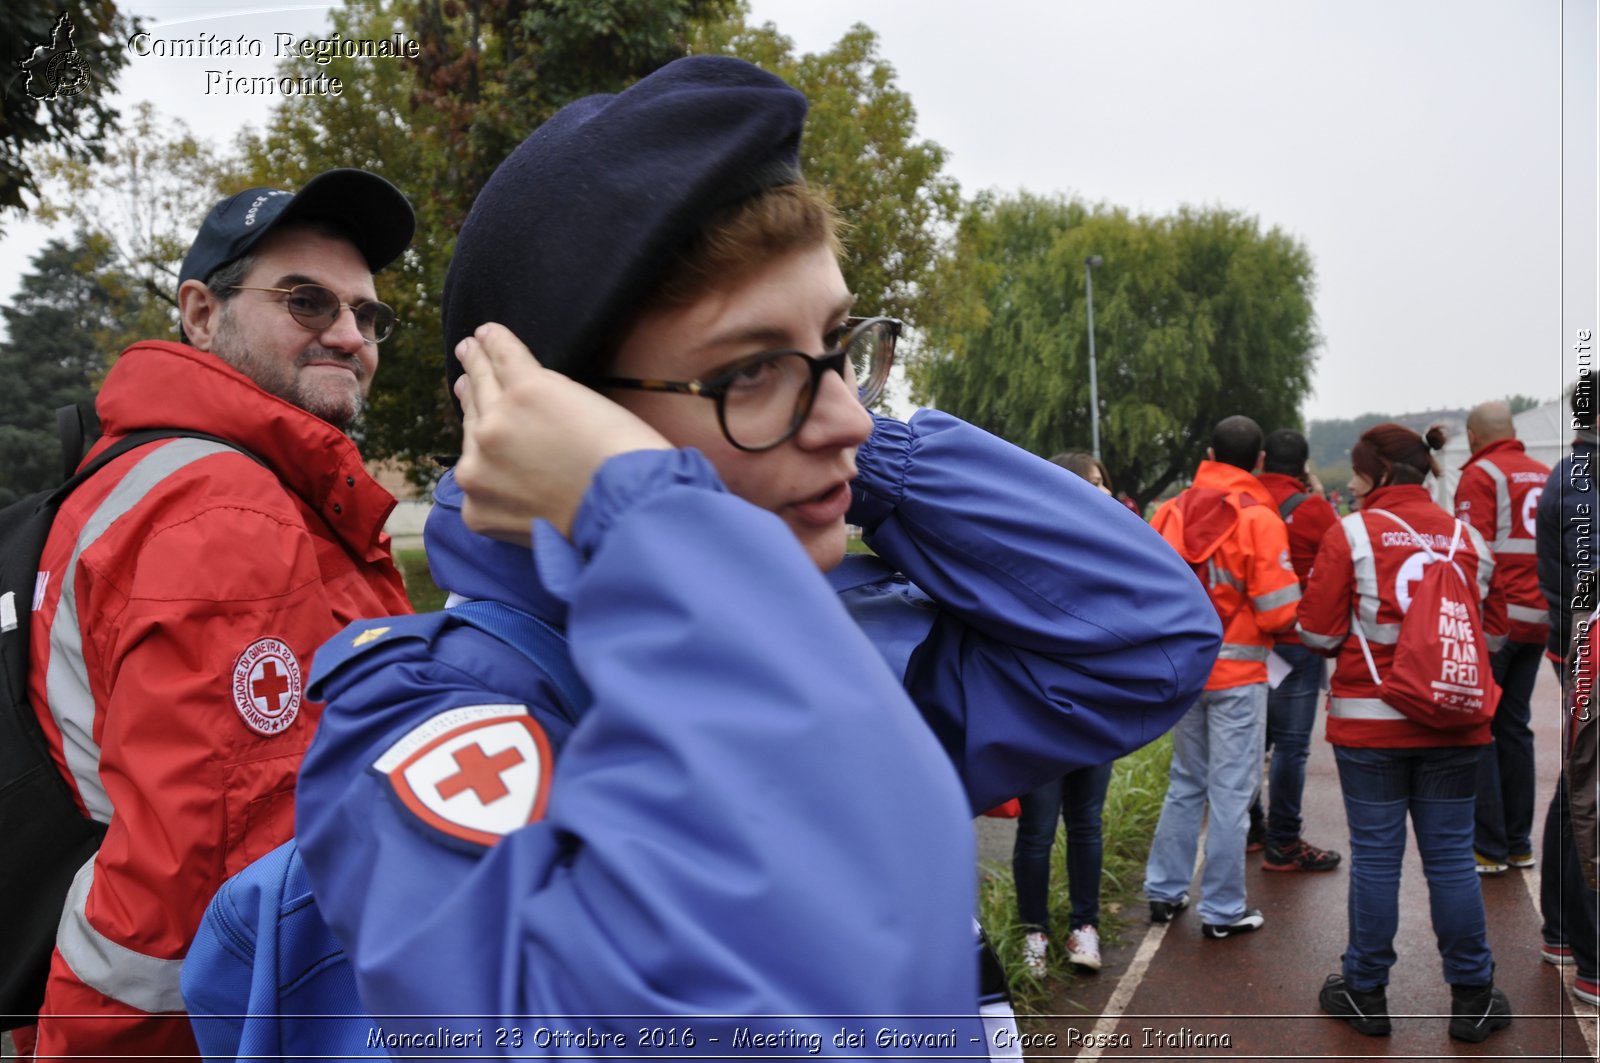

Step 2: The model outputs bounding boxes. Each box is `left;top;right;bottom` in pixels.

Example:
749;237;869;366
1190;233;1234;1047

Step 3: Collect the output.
20;171;416;1059
1251;429;1342;871
1454;401;1552;874
1144;416;1301;938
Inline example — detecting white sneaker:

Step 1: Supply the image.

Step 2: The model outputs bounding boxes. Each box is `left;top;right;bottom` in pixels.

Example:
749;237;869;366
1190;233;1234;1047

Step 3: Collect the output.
1066;925;1102;970
1022;931;1049;976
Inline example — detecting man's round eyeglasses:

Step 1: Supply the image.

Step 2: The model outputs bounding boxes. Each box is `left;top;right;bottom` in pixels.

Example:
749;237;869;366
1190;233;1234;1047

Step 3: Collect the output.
599;316;900;452
231;284;398;344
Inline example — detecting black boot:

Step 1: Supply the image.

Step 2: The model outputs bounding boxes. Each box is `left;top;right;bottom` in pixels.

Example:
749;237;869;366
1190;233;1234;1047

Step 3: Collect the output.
1449;982;1512;1043
1318;974;1391;1036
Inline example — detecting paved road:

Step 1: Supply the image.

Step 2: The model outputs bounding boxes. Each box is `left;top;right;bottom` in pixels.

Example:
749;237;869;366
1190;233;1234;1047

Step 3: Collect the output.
998;662;1597;1060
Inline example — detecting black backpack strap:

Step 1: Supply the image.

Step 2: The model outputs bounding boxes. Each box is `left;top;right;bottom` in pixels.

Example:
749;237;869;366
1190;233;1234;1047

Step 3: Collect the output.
1279;491;1310;521
55;403;100;482
51;429;267;506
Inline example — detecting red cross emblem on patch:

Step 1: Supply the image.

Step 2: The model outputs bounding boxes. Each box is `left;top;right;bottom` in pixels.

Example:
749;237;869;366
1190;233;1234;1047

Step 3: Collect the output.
231;637;303;736
374;704;552;847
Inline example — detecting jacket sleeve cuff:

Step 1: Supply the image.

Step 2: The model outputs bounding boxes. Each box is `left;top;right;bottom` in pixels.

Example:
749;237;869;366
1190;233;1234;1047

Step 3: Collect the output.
572;448;726;556
532;449;726;601
847;413;913;532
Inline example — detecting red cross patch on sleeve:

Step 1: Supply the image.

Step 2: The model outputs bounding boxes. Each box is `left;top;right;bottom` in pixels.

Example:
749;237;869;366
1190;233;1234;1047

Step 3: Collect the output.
231;637;304;736
373;704;553;847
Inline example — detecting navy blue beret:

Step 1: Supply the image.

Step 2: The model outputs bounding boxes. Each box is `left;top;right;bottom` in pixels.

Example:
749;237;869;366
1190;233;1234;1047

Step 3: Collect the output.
442;55;808;392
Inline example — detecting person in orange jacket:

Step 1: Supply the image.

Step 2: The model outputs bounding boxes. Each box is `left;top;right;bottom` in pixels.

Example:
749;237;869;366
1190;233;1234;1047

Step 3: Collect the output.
1144;415;1301;938
1454;400;1552;874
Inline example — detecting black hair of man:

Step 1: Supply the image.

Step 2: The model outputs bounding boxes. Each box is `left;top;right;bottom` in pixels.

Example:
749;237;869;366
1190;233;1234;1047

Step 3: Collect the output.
1575;370;1595;433
1262;429;1310;476
1211;415;1264;471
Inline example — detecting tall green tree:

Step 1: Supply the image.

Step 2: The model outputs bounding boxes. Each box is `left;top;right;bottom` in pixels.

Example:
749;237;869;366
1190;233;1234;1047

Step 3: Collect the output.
915;192;1320;508
0;235;138;504
1;1;140;230
233;0;738;485
698;20;962;326
35;101;240;349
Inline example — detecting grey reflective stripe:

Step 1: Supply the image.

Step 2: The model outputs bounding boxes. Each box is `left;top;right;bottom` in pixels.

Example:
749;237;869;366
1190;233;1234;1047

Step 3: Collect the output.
1297;625;1345;652
1487;632;1509;653
1462;523;1496;600
1341;514;1400;642
1343;514;1379;598
1476;459;1514;551
1496;539;1537;555
1509;603;1550;625
1357;616;1399;645
56;856;186;1013
45;438;239;823
1218;642;1270;661
1329;696;1407;721
1357;600;1400;642
1207;559;1244;593
1253;583;1301;612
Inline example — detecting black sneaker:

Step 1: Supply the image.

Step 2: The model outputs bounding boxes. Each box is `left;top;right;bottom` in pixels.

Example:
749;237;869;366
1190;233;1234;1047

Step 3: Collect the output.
1449;982;1512;1043
1318;974;1391;1036
1262;838;1343;872
1201;908;1264;939
1149;892;1190;924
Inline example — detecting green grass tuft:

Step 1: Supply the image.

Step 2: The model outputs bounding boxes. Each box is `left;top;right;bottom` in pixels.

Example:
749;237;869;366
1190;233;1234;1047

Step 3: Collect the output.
395;548;446;613
979;734;1173;1013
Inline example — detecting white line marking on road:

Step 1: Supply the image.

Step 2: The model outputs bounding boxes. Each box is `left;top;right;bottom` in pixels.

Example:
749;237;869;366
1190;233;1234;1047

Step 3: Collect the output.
1520;863;1598;1058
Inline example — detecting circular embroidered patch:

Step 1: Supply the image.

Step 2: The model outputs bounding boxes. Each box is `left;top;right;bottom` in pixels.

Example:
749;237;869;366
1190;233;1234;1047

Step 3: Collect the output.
231;638;303;736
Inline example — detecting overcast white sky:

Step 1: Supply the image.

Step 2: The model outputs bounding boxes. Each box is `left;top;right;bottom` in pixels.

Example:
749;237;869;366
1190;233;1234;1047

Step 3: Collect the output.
1;0;1594;423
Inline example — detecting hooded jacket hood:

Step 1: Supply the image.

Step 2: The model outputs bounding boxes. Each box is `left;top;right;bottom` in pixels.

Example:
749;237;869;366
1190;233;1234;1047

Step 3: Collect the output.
424;470;567;625
1165;460;1276;564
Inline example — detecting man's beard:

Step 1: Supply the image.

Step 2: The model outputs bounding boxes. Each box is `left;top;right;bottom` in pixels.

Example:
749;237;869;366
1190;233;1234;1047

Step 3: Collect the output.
211;306;367;429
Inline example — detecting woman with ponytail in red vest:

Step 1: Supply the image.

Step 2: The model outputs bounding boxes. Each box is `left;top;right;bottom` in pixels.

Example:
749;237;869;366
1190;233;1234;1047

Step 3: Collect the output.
1298;423;1512;1044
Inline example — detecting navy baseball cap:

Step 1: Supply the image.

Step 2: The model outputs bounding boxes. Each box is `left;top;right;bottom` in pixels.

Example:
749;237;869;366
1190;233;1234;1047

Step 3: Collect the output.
178;168;416;288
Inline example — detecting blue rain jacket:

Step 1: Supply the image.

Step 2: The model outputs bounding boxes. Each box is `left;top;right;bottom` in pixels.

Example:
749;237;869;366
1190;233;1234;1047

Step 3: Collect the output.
183;410;1218;1059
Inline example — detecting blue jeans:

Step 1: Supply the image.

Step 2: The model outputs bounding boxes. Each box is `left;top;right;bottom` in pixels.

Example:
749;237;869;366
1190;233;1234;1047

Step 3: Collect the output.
1475;640;1542;859
1334;745;1493;990
1145;683;1267;924
1252;643;1326;849
1012;762;1114;933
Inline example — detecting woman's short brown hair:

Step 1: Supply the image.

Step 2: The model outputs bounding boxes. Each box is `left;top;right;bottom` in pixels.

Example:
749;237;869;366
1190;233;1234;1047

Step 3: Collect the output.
645;183;844;311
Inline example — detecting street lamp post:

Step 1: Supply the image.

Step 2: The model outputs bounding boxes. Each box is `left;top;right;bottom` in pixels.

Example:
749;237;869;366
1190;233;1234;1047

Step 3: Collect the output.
1084;255;1104;461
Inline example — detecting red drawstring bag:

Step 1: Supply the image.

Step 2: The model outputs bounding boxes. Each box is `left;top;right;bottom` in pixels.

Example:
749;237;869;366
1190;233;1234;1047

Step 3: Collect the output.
1353;509;1500;730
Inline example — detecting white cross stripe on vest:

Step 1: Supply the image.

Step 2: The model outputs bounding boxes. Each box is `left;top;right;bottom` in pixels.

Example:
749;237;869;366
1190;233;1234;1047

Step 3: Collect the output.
44;438;240;823
41;437;242;1013
1473;457;1540;554
1342;514;1400;645
1337;510;1494;648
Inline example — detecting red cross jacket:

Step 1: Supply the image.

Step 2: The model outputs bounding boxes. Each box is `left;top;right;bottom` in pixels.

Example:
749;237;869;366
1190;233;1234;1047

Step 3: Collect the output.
1257;471;1339;647
24;342;412;1060
1297;484;1495;749
1453;437;1552;649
